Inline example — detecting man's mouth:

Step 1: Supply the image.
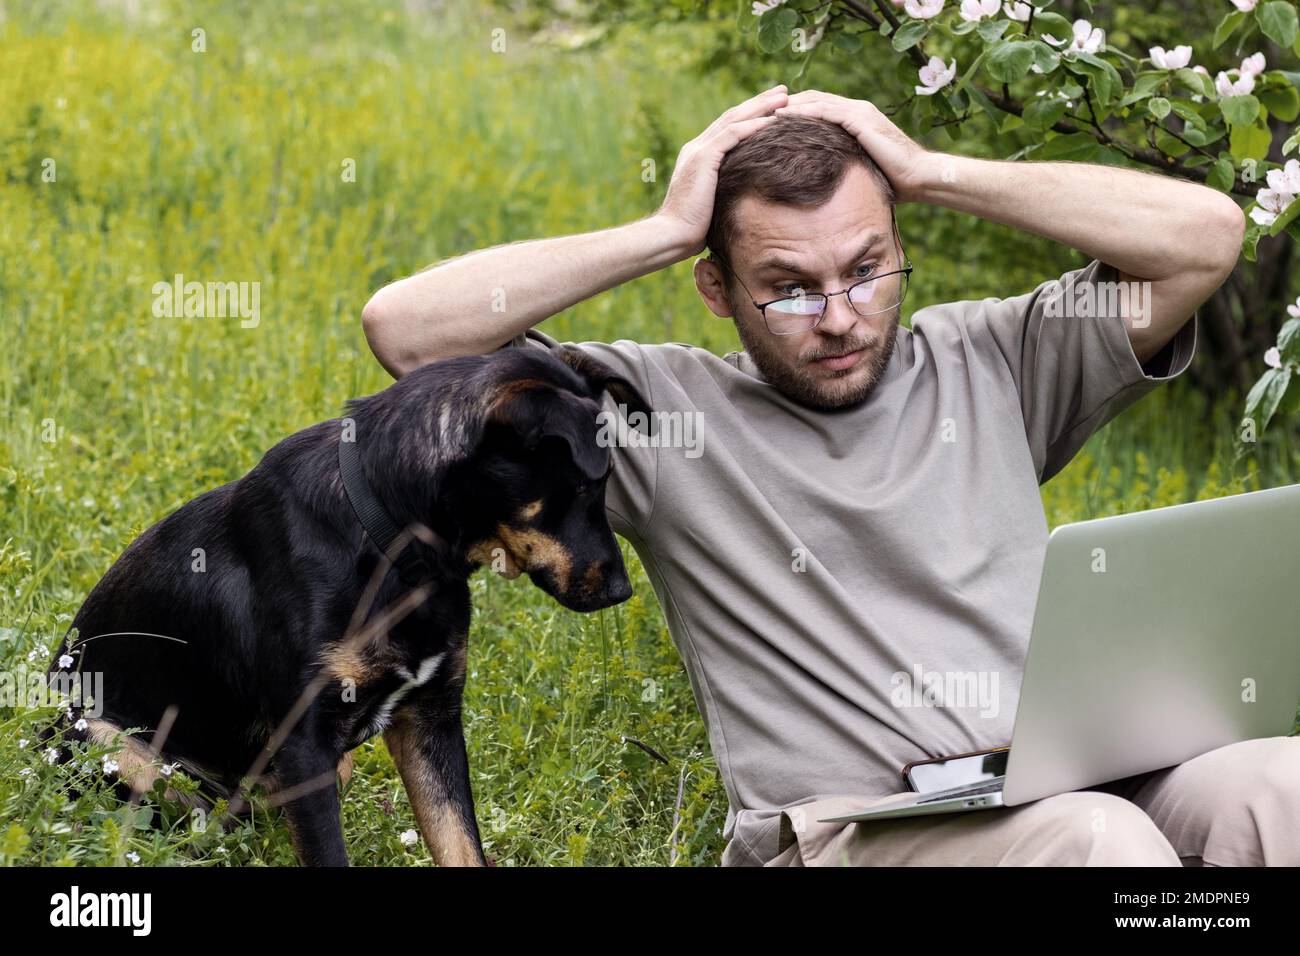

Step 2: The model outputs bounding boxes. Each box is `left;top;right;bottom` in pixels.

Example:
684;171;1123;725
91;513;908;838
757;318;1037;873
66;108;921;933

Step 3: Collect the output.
809;346;866;373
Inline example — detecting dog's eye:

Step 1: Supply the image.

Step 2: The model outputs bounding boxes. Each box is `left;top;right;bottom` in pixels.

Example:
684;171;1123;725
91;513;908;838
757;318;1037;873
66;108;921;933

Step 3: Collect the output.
574;484;589;497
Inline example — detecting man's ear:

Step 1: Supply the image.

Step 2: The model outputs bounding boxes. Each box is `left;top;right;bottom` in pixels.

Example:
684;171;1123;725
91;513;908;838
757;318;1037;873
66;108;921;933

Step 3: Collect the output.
694;257;735;319
554;347;655;436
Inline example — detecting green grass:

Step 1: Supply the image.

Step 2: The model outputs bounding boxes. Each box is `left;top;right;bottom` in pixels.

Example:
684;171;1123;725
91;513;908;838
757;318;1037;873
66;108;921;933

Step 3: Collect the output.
1;0;1296;866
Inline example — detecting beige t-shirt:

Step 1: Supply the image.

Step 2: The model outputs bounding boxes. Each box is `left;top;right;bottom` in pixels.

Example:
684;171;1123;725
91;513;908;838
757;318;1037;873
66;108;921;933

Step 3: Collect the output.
514;258;1196;866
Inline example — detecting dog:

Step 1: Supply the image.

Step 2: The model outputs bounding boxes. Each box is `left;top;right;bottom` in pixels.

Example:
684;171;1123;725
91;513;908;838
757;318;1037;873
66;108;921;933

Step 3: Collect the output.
45;346;651;866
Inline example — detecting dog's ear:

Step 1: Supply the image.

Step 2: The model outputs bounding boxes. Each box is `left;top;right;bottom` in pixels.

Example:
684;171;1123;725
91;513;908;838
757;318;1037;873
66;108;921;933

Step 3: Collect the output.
554;347;655;435
484;381;610;480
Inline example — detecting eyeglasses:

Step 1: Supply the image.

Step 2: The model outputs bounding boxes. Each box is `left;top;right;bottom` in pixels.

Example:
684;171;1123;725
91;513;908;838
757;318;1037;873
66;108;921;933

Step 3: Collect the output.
709;219;913;335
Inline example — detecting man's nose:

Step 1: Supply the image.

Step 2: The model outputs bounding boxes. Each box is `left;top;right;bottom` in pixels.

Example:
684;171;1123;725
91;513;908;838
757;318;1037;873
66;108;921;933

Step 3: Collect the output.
816;293;861;337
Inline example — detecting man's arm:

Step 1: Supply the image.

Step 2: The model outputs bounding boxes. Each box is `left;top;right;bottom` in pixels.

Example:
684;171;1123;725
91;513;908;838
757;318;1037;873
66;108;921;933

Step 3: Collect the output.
777;92;1245;365
361;85;790;378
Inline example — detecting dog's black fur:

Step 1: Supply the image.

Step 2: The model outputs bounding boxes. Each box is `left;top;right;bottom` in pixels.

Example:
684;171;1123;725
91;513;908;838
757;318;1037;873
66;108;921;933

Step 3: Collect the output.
46;346;649;866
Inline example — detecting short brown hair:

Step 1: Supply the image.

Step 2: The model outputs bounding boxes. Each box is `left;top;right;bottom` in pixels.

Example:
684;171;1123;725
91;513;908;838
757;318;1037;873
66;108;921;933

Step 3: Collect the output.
705;114;896;264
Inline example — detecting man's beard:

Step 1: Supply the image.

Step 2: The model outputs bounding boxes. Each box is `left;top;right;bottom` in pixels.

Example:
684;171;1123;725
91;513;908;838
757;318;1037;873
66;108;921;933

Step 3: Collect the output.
732;302;900;411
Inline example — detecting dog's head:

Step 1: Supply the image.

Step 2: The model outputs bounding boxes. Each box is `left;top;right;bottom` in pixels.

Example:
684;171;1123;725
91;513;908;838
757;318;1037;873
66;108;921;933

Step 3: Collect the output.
436;346;652;612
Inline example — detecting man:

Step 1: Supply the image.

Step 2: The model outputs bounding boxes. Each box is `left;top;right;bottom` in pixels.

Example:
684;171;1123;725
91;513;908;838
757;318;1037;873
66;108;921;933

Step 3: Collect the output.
362;86;1299;866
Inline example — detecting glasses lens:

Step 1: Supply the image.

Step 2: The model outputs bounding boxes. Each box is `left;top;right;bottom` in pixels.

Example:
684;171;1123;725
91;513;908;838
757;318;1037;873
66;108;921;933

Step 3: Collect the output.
848;270;909;317
765;294;825;333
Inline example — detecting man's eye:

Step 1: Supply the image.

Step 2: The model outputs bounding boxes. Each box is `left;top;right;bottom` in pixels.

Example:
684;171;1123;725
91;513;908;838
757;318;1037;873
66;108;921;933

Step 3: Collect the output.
854;263;878;279
776;283;809;298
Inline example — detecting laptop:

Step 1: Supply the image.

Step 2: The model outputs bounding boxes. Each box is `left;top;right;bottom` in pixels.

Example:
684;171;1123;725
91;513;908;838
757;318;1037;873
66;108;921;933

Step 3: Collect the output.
820;483;1300;824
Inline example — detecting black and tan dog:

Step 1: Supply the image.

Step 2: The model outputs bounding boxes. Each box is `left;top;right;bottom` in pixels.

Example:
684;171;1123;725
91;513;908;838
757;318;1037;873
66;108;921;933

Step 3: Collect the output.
46;346;649;866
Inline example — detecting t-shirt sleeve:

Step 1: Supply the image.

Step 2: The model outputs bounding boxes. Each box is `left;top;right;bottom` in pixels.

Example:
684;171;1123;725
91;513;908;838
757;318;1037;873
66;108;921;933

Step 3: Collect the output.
970;258;1197;483
500;329;658;539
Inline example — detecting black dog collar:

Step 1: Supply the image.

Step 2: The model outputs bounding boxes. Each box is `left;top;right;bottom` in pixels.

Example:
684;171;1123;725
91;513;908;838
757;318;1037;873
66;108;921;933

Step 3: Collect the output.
338;435;439;587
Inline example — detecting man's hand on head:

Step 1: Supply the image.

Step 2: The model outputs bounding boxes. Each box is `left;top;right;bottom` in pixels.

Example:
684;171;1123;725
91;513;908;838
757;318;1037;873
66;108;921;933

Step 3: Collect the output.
776;90;937;204
655;85;789;256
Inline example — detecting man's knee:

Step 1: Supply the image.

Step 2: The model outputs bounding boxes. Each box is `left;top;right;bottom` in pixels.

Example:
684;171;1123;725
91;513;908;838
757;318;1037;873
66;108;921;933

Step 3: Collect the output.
1014;792;1180;866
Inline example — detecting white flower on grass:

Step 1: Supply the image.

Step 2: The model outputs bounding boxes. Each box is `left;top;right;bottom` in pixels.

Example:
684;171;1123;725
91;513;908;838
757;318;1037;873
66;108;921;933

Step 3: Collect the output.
1149;45;1192;70
26;650;38;663
1003;1;1035;20
916;56;957;95
399;828;420;847
960;0;999;21
1241;52;1266;77
18;768;32;778
1264;347;1283;369
18;739;28;750
1286;295;1300;318
126;851;140;864
160;762;175;777
57;653;74;669
74;718;88;732
80;760;96;773
751;0;785;14
45;747;60;765
1045;19;1104;55
1230;0;1257;10
1216;69;1256;97
904;0;944;18
101;756;119;774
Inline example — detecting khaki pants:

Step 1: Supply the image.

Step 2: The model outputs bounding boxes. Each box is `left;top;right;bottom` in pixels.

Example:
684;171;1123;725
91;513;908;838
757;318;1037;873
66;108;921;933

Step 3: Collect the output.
764;736;1300;866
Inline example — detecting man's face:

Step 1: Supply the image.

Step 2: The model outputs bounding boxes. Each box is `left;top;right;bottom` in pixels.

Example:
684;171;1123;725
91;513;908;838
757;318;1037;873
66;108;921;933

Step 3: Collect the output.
697;164;904;410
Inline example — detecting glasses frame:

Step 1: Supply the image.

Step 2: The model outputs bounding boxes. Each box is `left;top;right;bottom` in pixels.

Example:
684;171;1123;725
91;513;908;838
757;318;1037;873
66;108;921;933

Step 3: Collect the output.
710;211;914;336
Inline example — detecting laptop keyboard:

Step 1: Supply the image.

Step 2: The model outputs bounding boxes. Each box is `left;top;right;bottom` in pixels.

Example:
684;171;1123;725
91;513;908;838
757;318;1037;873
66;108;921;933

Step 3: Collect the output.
915;777;1006;804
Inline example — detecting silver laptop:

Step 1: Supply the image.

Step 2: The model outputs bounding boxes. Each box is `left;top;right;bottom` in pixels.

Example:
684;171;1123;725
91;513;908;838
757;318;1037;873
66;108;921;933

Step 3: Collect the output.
821;483;1300;824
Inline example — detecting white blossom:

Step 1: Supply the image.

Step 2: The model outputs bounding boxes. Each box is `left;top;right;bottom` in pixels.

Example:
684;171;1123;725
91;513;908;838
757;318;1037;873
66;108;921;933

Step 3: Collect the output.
904;0;945;19
959;0;999;21
1149;46;1192;70
916;56;957;95
1264;347;1283;369
399;828;420;847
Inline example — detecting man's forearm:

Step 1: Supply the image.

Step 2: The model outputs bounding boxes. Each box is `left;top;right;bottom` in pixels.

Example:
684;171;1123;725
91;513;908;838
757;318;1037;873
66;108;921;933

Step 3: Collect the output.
911;153;1243;281
362;214;695;377
910;152;1243;362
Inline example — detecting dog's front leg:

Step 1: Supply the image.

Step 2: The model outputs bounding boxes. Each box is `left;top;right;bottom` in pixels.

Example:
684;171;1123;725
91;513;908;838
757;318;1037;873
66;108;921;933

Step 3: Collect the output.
384;704;486;867
275;741;350;867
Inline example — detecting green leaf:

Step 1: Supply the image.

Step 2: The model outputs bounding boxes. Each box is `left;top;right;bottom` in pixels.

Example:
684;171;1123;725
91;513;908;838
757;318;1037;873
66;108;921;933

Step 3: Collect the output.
977;18;1010;44
1026;39;1059;75
1024;96;1068;129
1073;51;1124;105
1175;67;1215;99
1118;73;1168;107
985;40;1035;83
1256;1;1299;47
832;31;863;54
1155;129;1191;157
757;6;800;54
1243;222;1264;261
1170;100;1208;130
1034;131;1104;161
1208;155;1237;192
1259;85;1300;122
1214;9;1248;49
1245;367;1292;431
1182;124;1226;148
1032;11;1074;42
1230;120;1273;160
965;84;1014;127
1148;96;1172;120
1222;94;1262;127
892;19;928;52
1279;318;1300;363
